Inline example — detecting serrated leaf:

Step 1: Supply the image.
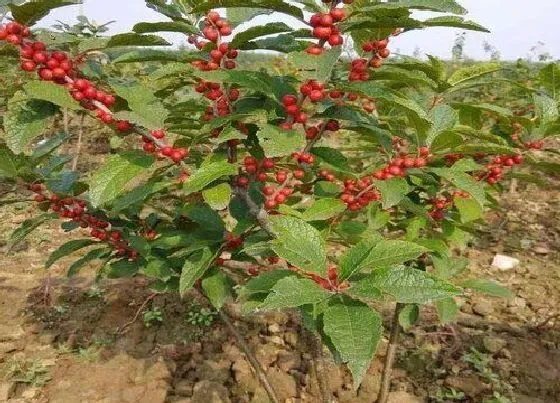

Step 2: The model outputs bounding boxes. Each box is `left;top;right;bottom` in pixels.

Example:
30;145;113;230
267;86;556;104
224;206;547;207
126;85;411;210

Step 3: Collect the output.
435;297;458;323
143;258;173;281
301;198;346;221
256;124;306;158
0;145;22;177
23;81;81;110
195;69;278;100
313;181;341;198
107;259;139;278
202;272;233;309
108;79;168;129
110;180;168;214
539;63;560;100
67;247;111;277
345;275;382;299
89;151;155;208
4;91;57;154
447;63;500;87
202;183;232;210
398;304;419;330
133;21;197;35
454;196;482;223
114;49;195;63
339;239;427;279
183;161;237;194
45;170;79;194
31;132;70;160
228;7;273;27
239;270;293;298
373;266;459;304
259;277;330;310
288;46;342;82
375;178;410;209
311;147;349;171
422;16;489;32
105;33;171;48
45;239;96;269
269;215;326;275
534;94;558;131
431;168;486;207
461;278;512;298
192;0;304;20
426;105;458;146
186;204;225;233
240;34;310;53
323;297;383;387
361;0;466;14
179;247;217;297
231;22;293;48
9;0;81;25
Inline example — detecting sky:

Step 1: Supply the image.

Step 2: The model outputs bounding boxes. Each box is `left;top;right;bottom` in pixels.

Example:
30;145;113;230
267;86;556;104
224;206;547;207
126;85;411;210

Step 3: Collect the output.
35;0;560;61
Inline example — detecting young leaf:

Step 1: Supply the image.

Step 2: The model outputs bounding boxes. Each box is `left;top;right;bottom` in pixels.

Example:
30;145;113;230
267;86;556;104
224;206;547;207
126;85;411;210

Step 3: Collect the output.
269;215;327;275
375;178;410;209
180;248;217;298
454;196;483;223
426;105;458;146
398;304;420;330
259;277;330;310
89;151;155;208
10;213;57;246
239;270;293;298
372;266;459;304
461;279;513;298
45;239;96;268
447;63;500;87
323;296;383;387
183;161;238;194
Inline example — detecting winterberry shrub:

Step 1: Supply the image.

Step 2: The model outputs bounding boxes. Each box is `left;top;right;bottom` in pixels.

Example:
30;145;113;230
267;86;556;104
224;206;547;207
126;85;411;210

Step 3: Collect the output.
0;0;558;398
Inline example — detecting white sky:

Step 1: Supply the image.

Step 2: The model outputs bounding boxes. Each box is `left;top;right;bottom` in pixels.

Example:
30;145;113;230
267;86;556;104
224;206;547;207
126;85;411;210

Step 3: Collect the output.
36;0;560;61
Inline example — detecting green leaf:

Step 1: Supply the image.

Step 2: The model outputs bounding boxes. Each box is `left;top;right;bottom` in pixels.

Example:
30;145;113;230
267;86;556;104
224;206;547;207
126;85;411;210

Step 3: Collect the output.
0;145;21;177
534;94;558;130
375;178;410;209
9;0;81;25
323;297;383;387
114;49;195;63
314;181;341;198
45;170;78;194
202;183;232;210
431;168;486;207
426;105;458;146
89;151;155;208
422;16;489;32
110;180;168;214
432;255;468;280
454;196;483;223
311;147;350;171
105;33;171;48
186;204;225;233
461;279;513;298
345;275;382;299
361;0;466;14
240;34;310;53
447;63;500;87
10;213;57;246
539;63;560;100
183;161;237;194
196;70;278;100
435;297;458;323
256;124;306;158
339;239;427;279
192;0;304;20
269;215;327;275
133;21;198;35
145;0;183;19
301;199;346;221
398;304;419;330
143;258;173;281
231;22;293;48
67;247;111;277
179;247;217;297
288;47;342;82
23;81;81;110
373;266;459;304
202;272;233;309
228;7;273;27
239;270;293;298
31;132;70;160
109;79;169;129
4;91;56;154
259;277;330;310
107;259;139;278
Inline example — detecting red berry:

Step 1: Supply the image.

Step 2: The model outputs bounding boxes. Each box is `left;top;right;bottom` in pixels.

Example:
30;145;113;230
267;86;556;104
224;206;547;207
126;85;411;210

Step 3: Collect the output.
21;61;36;72
319;14;333;26
52;67;66;79
309;90;324;102
237;176;249;187
276;171;288;183
282;94;298;106
33;51;48;64
38;68;53;81
293;169;305;179
330;8;346;22
328;34;343;46
313;26;332;40
265;199;277;210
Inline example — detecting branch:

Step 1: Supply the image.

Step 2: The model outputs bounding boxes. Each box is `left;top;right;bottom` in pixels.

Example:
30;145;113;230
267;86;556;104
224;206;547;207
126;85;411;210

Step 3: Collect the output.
377;302;404;403
234;186;275;238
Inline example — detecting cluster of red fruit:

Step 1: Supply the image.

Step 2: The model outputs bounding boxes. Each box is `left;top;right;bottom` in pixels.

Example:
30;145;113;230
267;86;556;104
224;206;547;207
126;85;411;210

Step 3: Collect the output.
305;119;339;140
523;140;544;150
328;89;377;113
292;265;349;292
0;21;30;45
306;8;346;54
429;191;470;221
340;177;381;211
372;148;430;180
261;169;298;210
478;154;524;185
347;38;391;82
191;42;238;71
29;183;139;260
237;156;277;185
141;130;189;163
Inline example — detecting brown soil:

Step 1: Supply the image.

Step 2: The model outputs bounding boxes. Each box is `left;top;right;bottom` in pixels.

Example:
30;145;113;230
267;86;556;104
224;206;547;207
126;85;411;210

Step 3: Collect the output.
0;183;559;403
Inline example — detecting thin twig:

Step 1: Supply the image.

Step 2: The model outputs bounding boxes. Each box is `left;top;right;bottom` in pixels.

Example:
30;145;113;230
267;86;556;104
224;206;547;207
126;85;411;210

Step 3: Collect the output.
116;293;158;335
377;302;404;403
71;113;85;171
234;186;275;237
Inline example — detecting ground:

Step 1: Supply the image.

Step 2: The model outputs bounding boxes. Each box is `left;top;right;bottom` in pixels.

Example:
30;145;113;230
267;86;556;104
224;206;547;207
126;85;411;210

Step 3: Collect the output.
0;182;559;403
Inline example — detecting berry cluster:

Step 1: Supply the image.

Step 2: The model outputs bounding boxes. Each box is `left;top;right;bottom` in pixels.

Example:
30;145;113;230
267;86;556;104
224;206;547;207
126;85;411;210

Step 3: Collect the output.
347;38;391;81
478;154;524;185
371;150;429;181
292;265;349;292
29;184;138;260
0;21;30;45
202;11;232;42
191;42;238;71
224;232;244;250
340;177;381;211
428;191;470;221
523;140;544;150
141;130;189;163
307;8;346;54
238;156;276;184
261;172;295;210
